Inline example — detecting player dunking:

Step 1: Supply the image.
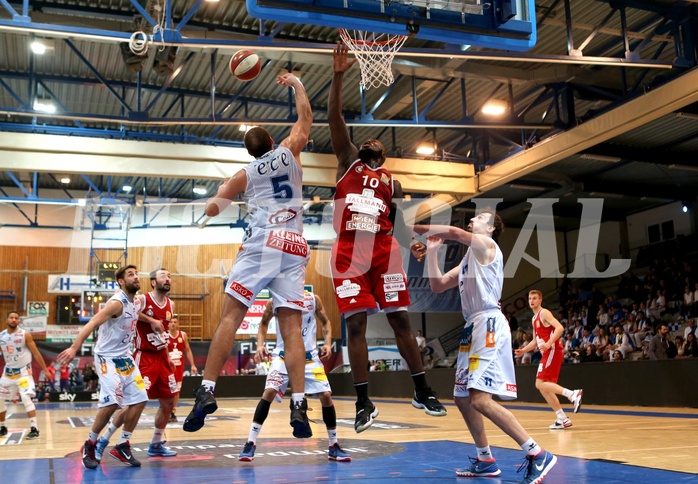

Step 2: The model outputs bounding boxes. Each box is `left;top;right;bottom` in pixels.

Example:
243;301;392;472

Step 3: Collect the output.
328;42;446;432
515;290;582;429
238;291;351;462
184;72;314;439
415;212;557;483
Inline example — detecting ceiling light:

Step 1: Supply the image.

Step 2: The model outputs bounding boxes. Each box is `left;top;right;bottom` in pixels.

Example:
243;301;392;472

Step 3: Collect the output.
31;41;46;55
580;153;622;163
481;99;508;116
60;176;71;184
205;0;219;2
193;186;208;195
589;191;624;199
33;99;56;113
682;202;689;213
675;112;698;121
668;163;698;172
313;196;321;203
239;124;248;131
404;194;412;201
122;185;132;192
416;145;435;155
509;183;547;191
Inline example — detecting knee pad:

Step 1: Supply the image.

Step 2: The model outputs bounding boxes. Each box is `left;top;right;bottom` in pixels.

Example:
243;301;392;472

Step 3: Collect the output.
20;392;35;413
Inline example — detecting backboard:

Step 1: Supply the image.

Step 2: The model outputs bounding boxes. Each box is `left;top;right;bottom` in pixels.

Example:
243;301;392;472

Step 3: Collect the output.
246;0;536;51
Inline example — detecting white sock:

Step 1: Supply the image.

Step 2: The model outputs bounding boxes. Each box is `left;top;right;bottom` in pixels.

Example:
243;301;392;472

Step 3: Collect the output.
476;446;493;461
88;431;99;443
562;388;573;400
202;379;216;392
103;423;118;441
555;409;567;421
248;423;262;443
117;430;132;445
29;417;38;428
292;393;304;405
327;428;338;446
151;427;165;445
521;438;542;456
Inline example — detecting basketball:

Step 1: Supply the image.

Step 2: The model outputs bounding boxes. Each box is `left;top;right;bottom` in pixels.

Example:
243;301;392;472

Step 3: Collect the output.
229;50;261;81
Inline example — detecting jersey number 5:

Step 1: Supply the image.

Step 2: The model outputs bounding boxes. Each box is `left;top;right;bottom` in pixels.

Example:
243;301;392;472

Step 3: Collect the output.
272;175;292;200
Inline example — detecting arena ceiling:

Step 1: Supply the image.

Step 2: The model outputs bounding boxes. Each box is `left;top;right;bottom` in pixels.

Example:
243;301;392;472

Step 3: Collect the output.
1;0;698;232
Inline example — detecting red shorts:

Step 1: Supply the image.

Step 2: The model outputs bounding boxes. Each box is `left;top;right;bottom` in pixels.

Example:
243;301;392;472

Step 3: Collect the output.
173;364;185;384
134;349;179;399
536;346;563;383
331;234;410;314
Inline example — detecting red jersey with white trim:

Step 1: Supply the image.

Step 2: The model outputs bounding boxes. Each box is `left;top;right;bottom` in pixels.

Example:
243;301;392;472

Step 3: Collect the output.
135;292;173;352
334;160;394;239
533;310;562;350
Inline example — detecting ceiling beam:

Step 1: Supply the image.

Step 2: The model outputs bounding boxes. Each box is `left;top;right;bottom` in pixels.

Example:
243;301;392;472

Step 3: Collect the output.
0;131;475;196
477;67;698;194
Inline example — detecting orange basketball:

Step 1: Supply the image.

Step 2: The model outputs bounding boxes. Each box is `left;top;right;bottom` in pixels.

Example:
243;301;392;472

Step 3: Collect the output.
229;50;262;81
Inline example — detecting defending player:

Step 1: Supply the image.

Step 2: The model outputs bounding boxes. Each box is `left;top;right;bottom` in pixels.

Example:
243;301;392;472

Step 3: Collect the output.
515;290;582;429
167;316;198;422
238;292;351;462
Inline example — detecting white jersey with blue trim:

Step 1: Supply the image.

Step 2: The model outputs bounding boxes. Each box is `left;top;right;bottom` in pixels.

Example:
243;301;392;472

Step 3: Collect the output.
0;327;32;368
243;146;304;240
94;290;142;358
274;291;317;357
458;242;504;320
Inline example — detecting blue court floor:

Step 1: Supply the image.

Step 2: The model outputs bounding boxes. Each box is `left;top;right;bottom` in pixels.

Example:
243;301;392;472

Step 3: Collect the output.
1;398;697;483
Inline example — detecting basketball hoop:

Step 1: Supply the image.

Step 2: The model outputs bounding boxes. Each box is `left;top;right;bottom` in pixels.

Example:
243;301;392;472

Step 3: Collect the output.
339;29;409;89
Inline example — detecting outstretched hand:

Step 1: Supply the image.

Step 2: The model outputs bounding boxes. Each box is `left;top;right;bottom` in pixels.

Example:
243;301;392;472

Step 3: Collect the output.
276;72;301;88
427;236;445;252
333;41;357;74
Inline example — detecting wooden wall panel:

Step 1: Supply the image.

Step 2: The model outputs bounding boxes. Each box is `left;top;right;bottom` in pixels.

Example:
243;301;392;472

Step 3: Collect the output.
0;244;342;343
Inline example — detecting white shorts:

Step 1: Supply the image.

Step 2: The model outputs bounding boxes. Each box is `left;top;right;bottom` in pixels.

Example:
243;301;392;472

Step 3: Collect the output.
454;311;517;400
0;365;36;398
225;231;309;311
95;354;148;408
264;351;331;396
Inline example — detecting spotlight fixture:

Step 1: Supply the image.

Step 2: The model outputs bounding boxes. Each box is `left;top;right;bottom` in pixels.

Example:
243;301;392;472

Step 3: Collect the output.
481;99;508;116
122;185;133;193
682;202;689;213
193;186;208;195
416;145;435;155
31;41;46;54
60;176;71;184
33;98;56;113
119;42;147;73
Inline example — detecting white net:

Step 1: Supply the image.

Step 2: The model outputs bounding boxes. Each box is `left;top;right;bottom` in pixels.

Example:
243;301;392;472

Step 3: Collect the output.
339;29;409;89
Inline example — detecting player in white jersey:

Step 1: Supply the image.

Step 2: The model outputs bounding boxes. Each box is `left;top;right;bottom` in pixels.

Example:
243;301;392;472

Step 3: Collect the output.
184;73;314;439
238;292;351;462
414;211;557;484
0;310;50;440
58;265;163;470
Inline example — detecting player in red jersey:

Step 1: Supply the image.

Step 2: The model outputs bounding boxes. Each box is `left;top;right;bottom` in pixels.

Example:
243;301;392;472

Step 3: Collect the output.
94;268;179;461
167;316;197;422
515;290;583;429
329;42;446;433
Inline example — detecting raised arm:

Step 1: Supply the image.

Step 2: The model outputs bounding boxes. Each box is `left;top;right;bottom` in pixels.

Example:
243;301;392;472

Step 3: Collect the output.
413;223;495;265
57;299;124;364
314;294;333;360
425;236;459;293
278;73;313;162
329;42;359;179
